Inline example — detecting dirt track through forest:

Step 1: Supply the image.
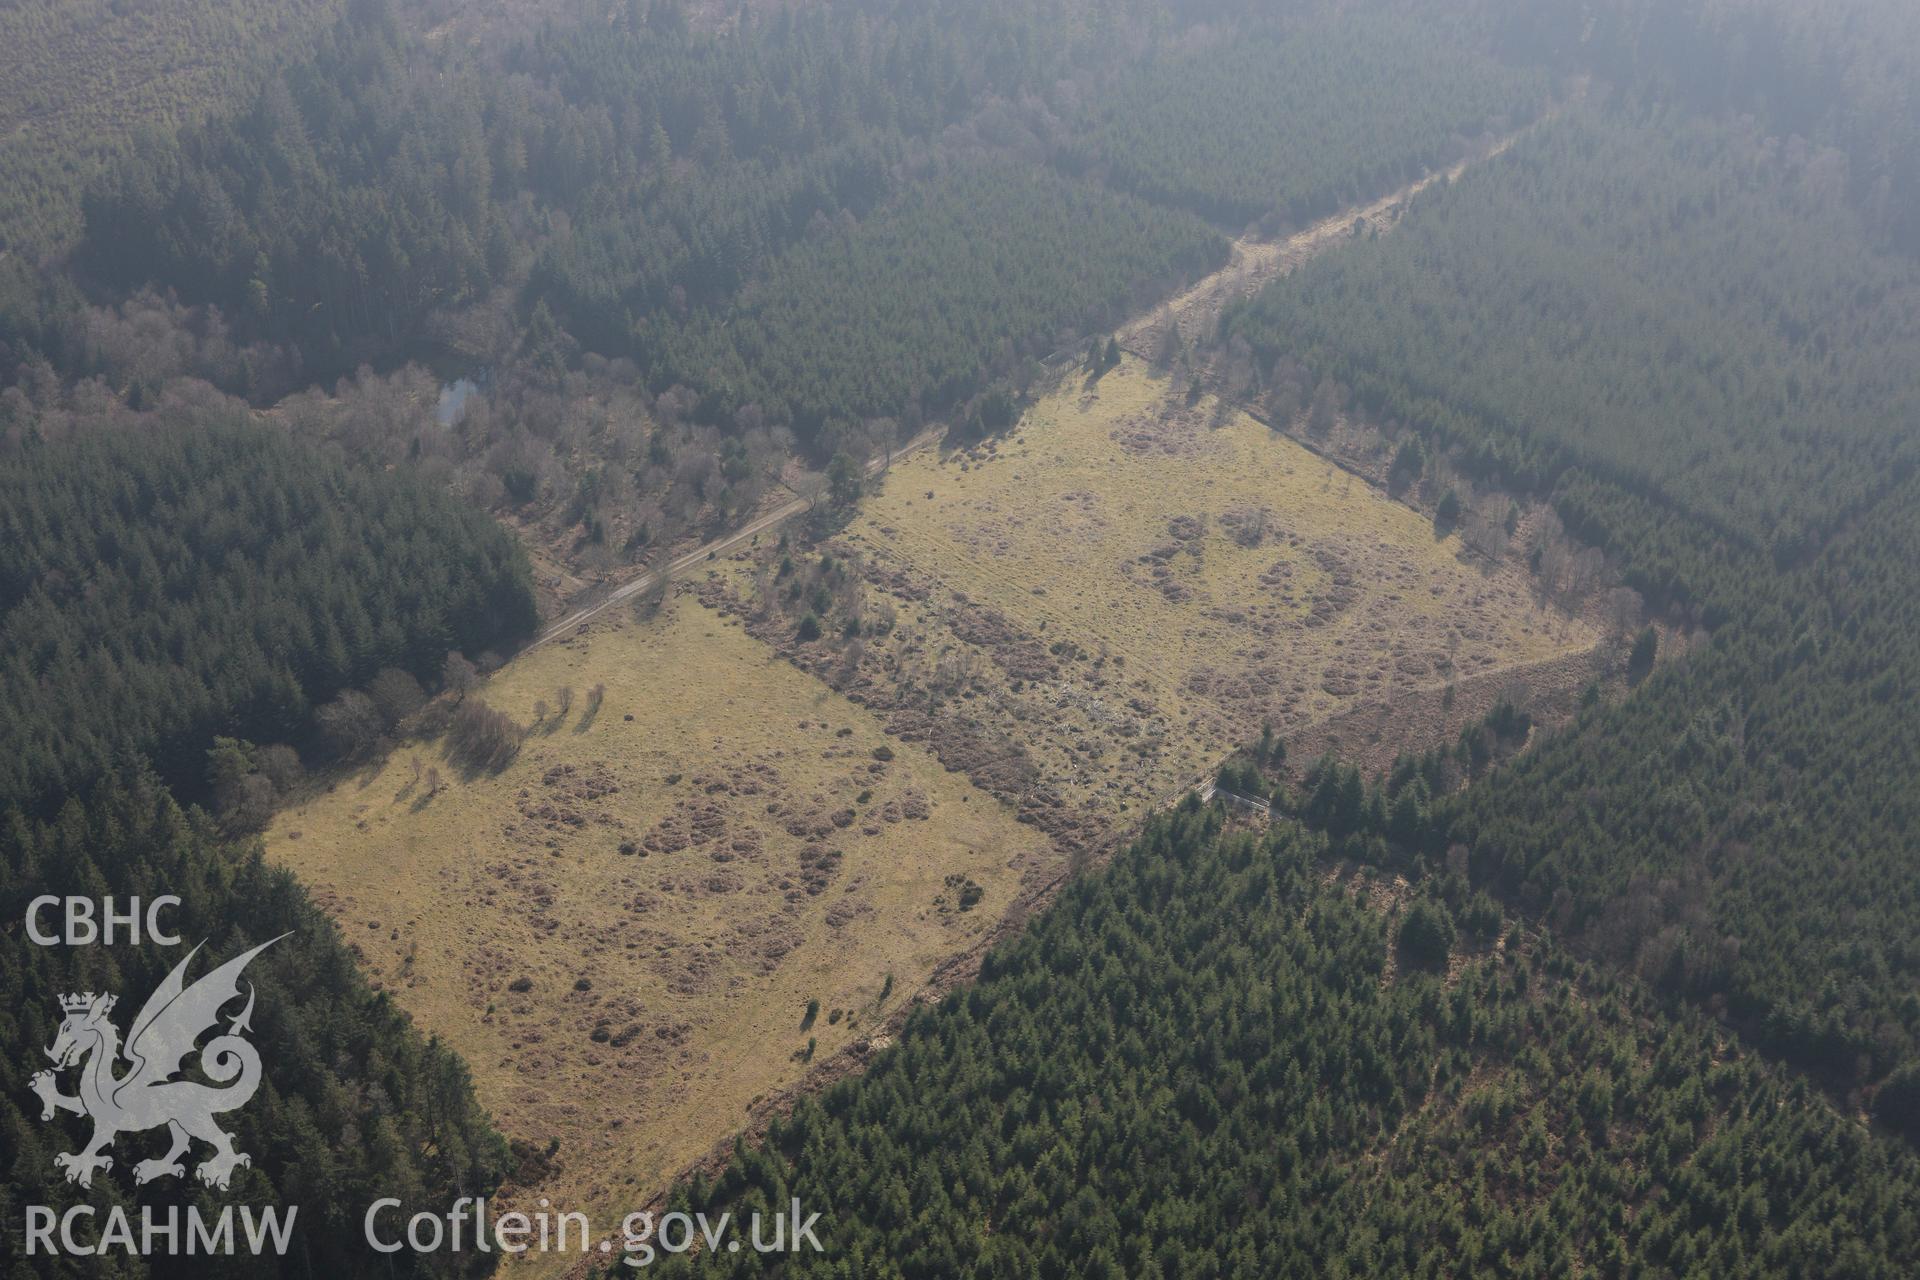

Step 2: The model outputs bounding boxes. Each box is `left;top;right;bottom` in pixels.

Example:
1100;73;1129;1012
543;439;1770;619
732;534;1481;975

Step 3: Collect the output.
1120;128;1532;357
531;123;1541;657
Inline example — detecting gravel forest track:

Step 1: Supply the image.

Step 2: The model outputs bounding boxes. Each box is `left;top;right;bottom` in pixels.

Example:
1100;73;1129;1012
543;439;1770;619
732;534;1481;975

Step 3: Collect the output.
1119;125;1535;357
530;121;1545;658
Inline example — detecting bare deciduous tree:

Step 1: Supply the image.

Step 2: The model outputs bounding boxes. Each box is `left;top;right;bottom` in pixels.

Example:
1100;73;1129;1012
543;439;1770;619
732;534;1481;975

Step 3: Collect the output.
1606;587;1645;638
317;691;384;761
442;651;479;699
255;744;304;794
445;699;526;772
369;667;426;729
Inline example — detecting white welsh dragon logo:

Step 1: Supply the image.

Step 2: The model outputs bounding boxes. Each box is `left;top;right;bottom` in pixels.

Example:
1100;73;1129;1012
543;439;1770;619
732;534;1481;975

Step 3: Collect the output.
29;935;286;1191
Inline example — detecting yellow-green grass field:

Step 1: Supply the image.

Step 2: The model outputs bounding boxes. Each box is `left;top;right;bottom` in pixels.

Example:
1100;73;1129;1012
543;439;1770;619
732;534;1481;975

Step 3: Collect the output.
265;596;1048;1256
841;355;1594;806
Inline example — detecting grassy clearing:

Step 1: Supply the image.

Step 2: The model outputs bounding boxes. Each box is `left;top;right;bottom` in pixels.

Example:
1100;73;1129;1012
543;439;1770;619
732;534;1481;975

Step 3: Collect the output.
265;595;1047;1252
830;356;1593;817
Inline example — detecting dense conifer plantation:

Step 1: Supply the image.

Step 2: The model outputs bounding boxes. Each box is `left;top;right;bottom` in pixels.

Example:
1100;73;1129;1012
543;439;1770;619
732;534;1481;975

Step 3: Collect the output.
0;409;537;809
645;806;1920;1279
0;774;509;1279
1223;110;1920;610
1065;19;1545;226
1440;474;1920;1118
64;0;1235;436
645;163;1226;437
1222;100;1920;1132
0;408;535;1275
